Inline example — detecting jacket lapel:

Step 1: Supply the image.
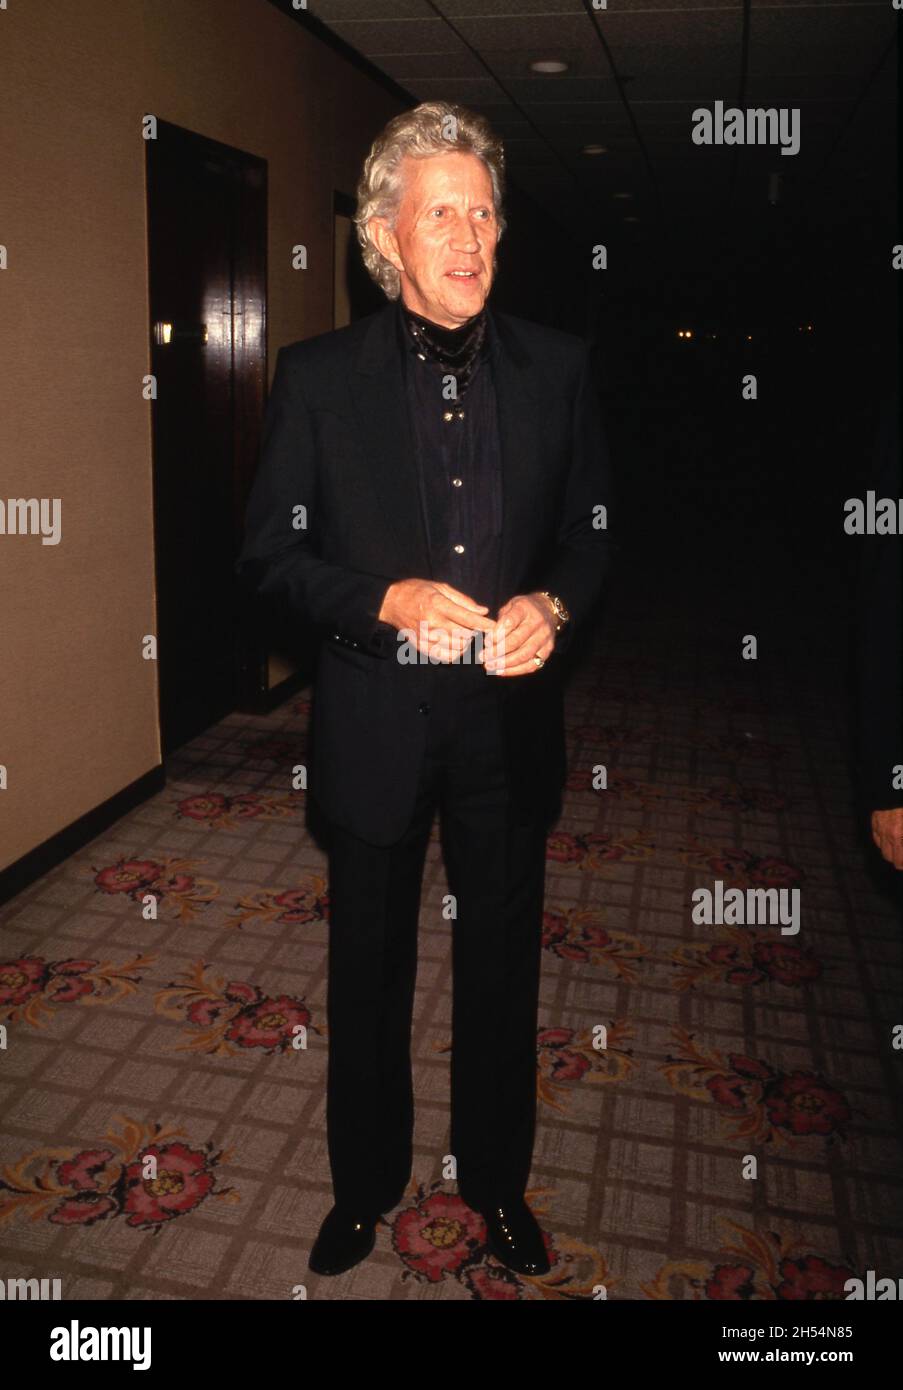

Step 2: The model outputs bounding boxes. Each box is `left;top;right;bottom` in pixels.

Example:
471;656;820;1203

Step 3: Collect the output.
350;303;432;578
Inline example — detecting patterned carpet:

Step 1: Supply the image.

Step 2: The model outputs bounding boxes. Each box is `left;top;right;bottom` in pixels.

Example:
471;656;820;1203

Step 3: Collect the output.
2;453;901;1301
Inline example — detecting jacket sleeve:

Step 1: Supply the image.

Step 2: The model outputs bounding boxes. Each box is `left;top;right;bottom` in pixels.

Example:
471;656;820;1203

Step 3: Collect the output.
235;345;397;658
855;392;903;811
539;343;616;655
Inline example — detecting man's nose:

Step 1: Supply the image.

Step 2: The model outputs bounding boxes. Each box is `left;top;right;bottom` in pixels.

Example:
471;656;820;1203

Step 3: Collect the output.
449;220;482;253
450;233;481;255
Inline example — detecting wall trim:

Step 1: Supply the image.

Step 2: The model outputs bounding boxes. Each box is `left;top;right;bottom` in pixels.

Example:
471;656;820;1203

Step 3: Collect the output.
265;0;416;108
0;766;167;909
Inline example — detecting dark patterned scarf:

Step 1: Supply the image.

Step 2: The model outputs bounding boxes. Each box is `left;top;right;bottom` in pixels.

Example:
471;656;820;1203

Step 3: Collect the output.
402;305;488;401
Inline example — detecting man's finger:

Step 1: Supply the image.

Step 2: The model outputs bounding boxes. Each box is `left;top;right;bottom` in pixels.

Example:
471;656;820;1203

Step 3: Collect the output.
491;623;545;665
433;596;497;632
494;600;537;638
487;656;549;677
484;613;524;653
428;626;481;660
482;616;535;664
434;583;490;614
407;620;486;663
487;634;553;673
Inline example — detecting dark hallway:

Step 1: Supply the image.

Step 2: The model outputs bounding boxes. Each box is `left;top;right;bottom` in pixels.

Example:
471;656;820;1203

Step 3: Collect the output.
2;324;898;1299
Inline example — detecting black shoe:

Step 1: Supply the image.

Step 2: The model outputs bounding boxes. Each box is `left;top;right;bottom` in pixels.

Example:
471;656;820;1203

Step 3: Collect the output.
467;1196;551;1277
308;1205;378;1277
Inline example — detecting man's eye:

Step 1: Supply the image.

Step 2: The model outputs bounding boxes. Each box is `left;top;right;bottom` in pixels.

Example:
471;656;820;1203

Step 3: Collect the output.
431;208;445;217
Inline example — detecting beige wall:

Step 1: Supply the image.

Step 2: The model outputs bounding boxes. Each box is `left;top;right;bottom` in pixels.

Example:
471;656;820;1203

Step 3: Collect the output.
334;212;354;331
0;0;403;870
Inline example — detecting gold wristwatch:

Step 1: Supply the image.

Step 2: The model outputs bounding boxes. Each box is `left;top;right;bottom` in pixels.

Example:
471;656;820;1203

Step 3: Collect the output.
541;591;570;633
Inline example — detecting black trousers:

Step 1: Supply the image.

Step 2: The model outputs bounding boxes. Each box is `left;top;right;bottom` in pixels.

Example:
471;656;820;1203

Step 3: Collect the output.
323;661;549;1213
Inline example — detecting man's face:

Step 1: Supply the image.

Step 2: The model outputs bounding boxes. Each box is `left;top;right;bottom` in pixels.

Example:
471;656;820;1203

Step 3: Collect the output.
371;150;499;328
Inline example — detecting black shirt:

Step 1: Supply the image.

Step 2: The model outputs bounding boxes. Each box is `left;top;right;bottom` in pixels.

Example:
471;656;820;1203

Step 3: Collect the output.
396;299;504;617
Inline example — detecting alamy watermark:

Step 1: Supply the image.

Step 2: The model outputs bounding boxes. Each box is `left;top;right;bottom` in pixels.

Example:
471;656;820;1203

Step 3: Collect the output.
395;624;504;666
0;1275;61;1299
692;880;800;934
692;102;800;157
0;497;61;544
843;490;902;535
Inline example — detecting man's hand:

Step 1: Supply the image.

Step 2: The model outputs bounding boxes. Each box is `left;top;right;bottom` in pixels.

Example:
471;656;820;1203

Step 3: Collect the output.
871;808;903;870
379;579;496;662
482;592;557;677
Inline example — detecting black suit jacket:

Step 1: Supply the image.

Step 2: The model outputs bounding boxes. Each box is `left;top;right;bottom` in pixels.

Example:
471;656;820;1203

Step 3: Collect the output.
236;300;614;845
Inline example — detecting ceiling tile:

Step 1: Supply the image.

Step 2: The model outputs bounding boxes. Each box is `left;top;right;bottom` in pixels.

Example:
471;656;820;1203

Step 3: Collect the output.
326;18;467;53
310;0;430;19
376;50;487;79
404;76;507;102
748;7;895;75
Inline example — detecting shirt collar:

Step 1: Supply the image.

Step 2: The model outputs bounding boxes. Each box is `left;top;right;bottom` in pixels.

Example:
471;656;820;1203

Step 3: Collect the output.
395;297;496;365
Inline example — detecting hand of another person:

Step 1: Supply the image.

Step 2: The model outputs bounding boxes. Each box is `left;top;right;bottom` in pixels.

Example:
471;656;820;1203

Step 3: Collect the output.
871;808;903;870
379;579;496;662
482;593;557;677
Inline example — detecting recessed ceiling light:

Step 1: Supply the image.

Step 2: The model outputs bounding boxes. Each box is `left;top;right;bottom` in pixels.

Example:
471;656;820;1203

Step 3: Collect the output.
530;59;569;74
582;144;608;155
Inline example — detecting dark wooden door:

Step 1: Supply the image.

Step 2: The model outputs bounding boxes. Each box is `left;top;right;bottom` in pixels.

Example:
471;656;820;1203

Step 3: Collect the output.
146;121;267;754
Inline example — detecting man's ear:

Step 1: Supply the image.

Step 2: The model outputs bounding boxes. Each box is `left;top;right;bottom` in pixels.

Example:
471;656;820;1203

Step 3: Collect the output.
369;217;403;273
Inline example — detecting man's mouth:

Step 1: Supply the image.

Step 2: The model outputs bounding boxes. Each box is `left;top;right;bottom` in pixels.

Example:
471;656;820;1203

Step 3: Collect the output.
447;269;479;280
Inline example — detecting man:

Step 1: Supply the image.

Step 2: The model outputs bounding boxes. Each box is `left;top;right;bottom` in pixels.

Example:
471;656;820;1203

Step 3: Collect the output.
236;101;614;1277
